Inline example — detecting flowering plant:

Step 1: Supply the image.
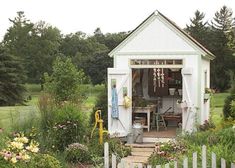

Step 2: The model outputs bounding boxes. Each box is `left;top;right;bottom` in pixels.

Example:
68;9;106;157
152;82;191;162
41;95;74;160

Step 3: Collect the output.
0;132;39;164
205;88;215;94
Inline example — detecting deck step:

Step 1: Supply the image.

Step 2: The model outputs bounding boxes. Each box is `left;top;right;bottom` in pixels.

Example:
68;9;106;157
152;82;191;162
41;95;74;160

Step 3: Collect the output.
132;147;155;152
131;151;153;157
121;156;149;163
125;143;155;148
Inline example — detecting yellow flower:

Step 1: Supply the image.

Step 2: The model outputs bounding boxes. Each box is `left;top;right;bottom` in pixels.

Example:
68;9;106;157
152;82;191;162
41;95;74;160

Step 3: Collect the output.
10;157;17;164
10;141;24;150
22;154;30;161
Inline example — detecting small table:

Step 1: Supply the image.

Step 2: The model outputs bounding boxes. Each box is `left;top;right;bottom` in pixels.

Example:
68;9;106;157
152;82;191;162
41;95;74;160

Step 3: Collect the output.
133;105;156;132
161;114;182;126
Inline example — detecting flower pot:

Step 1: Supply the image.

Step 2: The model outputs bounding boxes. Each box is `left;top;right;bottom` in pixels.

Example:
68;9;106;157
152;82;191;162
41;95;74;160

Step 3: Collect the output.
204;93;210;100
169;88;176;95
177;102;187;108
178;89;182;96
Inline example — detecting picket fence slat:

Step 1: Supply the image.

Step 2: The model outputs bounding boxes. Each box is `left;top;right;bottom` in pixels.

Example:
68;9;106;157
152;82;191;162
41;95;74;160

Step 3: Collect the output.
104;143;235;168
231;163;235;168
112;154;116;168
202;145;207;168
183;157;188;168
104;142;109;168
174;161;178;168
137;163;143;168
212;152;216;168
221;158;226;168
165;163;169;168
193;152;197;168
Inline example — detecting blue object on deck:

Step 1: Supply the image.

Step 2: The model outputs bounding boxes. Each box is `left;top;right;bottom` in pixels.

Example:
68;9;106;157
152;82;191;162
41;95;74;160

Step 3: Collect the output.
111;87;119;119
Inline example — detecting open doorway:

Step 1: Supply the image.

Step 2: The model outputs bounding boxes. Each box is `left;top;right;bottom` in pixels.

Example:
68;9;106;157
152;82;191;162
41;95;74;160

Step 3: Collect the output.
132;68;183;138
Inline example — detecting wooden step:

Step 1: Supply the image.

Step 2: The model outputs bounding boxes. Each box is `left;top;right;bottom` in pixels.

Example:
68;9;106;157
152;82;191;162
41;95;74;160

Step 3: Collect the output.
132;147;155;152
131;151;153;157
125;143;155;148
121;156;149;164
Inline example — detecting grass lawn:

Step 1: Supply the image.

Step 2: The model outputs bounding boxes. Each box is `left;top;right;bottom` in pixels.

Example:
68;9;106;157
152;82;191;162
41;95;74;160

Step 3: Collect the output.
0;84;105;131
210;92;229;125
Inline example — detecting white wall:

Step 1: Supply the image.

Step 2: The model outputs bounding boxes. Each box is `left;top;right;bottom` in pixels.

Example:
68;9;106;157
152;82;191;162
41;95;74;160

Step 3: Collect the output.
118;16;197;53
200;58;210;124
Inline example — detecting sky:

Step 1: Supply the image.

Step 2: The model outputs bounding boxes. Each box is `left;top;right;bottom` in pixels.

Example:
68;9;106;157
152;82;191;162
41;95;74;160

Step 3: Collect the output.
0;0;235;39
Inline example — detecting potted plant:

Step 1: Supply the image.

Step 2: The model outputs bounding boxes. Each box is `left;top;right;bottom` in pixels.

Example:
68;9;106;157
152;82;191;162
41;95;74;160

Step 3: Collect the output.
176;99;187;108
204;88;214;101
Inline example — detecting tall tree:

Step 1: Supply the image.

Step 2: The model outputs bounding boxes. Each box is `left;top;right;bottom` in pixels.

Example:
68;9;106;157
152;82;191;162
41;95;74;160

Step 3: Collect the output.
210;6;235;91
186;10;210;48
3;12;61;83
0;46;26;106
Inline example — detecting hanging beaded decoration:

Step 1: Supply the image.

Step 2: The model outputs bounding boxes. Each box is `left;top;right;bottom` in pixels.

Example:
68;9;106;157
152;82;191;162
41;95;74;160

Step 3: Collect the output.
157;68;161;87
161;68;165;87
153;68;157;92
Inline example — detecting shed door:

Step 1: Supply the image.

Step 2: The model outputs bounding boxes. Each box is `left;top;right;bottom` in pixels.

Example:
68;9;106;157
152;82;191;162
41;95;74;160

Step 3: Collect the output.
182;68;195;132
107;68;132;137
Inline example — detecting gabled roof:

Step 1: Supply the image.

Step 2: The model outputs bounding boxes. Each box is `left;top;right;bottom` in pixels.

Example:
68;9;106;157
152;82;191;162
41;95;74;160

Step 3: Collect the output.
109;10;215;60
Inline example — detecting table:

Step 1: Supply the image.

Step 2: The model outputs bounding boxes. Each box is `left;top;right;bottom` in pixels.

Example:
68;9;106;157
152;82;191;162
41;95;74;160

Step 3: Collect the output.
133;105;156;132
161;114;182;126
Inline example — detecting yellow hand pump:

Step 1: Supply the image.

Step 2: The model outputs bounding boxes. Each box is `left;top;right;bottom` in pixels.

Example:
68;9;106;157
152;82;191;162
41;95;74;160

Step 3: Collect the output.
90;110;108;144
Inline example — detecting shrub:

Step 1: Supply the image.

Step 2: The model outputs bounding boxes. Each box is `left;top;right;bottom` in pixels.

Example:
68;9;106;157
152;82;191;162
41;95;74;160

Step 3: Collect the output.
44;57;88;103
198;119;215;131
223;94;235;119
91;85;108;128
64;143;90;163
40;103;88;151
29;154;62;168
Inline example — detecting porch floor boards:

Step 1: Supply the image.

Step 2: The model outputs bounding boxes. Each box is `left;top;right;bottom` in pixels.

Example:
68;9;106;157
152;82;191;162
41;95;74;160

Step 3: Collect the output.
143;126;177;138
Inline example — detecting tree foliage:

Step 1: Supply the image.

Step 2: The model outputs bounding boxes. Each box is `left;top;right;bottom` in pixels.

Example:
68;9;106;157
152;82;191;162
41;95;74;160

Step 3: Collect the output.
44;56;87;103
0;46;26;106
186;6;235;91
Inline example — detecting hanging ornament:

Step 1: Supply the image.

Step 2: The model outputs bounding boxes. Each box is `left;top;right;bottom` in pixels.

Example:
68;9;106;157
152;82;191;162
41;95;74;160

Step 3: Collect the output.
153;68;157;92
157;68;161;87
161;68;165;87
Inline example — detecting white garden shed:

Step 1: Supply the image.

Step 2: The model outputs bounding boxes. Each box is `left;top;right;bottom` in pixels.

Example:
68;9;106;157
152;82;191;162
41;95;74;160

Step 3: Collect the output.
107;11;215;140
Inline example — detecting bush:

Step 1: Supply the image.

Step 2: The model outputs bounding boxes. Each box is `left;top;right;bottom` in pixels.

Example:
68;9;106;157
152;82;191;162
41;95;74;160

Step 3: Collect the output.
44;57;88;103
29;154;62;168
223;94;235;119
91;85;108;128
40;103;88;151
64;143;90;164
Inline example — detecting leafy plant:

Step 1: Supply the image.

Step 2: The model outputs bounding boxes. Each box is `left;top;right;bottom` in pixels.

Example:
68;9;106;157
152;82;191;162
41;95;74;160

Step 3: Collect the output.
44;56;87;104
64;143;90;164
223;94;235;119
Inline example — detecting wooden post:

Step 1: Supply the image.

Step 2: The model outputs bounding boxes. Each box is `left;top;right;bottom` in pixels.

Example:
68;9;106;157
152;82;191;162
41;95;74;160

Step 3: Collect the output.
156;165;161;168
193;152;197;168
202;145;207;168
183;157;188;168
104;142;109;168
221;158;226;168
137;163;143;168
174;161;178;168
112;154;116;168
211;152;216;168
231;163;235;168
165;163;169;168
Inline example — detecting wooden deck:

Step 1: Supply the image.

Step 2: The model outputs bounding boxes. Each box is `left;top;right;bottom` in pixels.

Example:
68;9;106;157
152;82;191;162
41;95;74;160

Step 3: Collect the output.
143;126;177;138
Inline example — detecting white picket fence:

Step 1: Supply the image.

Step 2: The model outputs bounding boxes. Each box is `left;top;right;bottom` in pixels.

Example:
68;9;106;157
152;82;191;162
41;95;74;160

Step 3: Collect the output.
104;142;235;168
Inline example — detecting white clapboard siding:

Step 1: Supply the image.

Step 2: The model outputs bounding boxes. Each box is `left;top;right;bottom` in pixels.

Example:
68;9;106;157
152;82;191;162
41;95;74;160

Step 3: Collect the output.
104;142;235;168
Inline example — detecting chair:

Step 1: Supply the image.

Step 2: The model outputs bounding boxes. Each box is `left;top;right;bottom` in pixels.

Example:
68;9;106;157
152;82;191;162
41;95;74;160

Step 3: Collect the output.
156;113;167;131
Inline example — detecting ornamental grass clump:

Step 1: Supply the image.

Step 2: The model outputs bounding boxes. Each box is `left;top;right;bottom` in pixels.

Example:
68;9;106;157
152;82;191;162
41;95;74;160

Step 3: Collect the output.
0;132;39;164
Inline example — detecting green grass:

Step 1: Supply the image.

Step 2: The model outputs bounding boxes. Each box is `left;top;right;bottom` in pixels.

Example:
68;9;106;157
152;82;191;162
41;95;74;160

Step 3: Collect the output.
210;92;229;125
212;92;229;107
0;84;104;131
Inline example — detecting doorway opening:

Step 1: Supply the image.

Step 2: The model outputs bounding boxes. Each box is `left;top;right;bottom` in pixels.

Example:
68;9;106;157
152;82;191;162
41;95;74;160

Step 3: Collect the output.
132;67;183;138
